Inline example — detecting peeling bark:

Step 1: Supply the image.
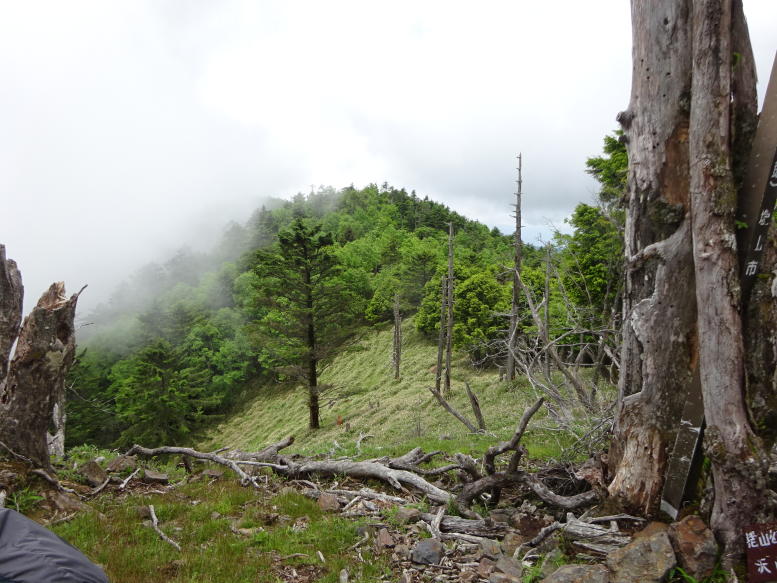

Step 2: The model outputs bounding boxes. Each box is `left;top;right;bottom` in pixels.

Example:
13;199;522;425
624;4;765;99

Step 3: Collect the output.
610;0;775;562
0;245;23;386
608;0;697;515
0;281;81;470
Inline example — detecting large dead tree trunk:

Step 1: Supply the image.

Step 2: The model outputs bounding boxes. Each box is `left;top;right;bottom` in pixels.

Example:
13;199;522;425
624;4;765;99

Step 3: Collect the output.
689;0;771;558
608;2;698;516
506;154;523;382
0;246;23;388
610;0;775;562
0;276;81;471
444;222;454;395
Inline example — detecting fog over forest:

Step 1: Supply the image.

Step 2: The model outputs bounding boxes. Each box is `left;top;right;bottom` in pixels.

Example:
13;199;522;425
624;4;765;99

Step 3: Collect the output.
1;1;775;314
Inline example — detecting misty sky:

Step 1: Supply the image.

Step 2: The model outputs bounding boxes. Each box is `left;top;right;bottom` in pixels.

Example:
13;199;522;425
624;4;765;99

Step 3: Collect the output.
1;1;776;314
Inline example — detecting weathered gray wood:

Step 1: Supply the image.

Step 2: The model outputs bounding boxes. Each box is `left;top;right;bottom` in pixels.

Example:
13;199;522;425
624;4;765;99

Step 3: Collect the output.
0;245;23;386
392;293;401;380
689;0;770;559
444;222;454;395
506;154;523;382
126;444;260;487
608;0;698;516
434;275;446;393
0;282;81;470
427;386;479;434
464;383;486;431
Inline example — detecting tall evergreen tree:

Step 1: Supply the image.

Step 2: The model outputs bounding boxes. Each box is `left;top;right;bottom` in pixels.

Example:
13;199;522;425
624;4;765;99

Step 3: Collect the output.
252;218;363;429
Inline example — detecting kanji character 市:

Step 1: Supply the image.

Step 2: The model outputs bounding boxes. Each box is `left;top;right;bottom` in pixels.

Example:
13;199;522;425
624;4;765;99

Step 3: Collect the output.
758;209;772;226
755;558;772;574
746;531;760;548
745;261;759;276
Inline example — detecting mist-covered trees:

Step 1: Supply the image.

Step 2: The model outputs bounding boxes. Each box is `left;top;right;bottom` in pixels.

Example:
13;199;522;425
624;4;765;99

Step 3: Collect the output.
64;179;627;447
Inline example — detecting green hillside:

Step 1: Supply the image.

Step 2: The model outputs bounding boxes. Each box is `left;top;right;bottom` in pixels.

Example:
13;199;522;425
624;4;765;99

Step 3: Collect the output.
202;320;595;462
66;164;623;457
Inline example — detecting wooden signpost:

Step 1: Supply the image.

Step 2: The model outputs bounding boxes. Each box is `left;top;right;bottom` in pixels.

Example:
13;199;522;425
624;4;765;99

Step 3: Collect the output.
745;522;777;583
660;52;777;521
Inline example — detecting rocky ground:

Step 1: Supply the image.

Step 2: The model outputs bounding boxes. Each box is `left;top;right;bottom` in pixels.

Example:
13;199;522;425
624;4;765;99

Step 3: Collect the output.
1;452;725;583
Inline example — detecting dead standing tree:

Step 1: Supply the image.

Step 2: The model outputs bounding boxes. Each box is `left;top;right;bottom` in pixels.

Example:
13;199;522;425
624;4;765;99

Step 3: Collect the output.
505;154;523;382
0;245;83;471
608;0;775;562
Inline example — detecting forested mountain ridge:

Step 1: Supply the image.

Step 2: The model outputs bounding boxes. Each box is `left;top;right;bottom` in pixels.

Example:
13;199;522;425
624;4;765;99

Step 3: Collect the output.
67;173;622;450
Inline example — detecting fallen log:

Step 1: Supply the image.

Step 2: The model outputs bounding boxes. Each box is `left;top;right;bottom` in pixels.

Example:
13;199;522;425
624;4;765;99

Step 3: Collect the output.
274;459;452;504
224;436;295;462
125;444;259;487
418;512;508;538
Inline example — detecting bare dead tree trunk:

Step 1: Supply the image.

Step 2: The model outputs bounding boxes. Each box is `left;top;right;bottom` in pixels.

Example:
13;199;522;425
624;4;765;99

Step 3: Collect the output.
444;222;454;395
506;154;523;381
610;1;775;563
0;245;23;387
607;0;698;516
435;275;446;393
543;242;551;378
392;292;401;380
0;279;82;471
689;0;770;559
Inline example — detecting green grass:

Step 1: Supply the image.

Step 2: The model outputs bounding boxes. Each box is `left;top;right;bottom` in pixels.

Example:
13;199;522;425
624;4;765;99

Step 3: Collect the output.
43;321;615;582
201;321;610;462
51;476;390;582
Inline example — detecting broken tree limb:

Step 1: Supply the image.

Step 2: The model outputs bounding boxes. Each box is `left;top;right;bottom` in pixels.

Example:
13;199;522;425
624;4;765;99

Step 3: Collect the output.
274;459;452;504
484;397;544;475
483;397;544;506
223;436;295;462
148;505;181;551
464;383;486;431
119;468;140;490
418;512;508;538
302;488;406;505
126;444;259;487
429;506;445;540
428;386;479;433
456;470;597;512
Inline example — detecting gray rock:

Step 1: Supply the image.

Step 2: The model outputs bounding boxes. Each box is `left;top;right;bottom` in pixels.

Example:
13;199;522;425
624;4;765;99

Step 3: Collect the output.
606;531;676;583
411;538;444;565
501;532;525;556
142;469;169;484
494;555;522;579
79;460;108;487
356;525;376;538
539;548;565;579
201;468;224;479
478;557;496;578
479;537;503;558
488;573;521;583
489;509;512;524
106;455;136;473
669;515;717;580
393;544;410;560
543;564;610;583
395;506;422;524
375;528;395;549
317;493;340;512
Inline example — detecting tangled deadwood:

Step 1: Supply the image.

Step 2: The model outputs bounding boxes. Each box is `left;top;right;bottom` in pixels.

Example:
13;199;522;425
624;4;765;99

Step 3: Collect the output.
127;398;598;518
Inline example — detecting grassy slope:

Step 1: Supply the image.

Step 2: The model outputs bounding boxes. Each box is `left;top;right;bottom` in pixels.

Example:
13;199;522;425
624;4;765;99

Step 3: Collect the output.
203;320;581;461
